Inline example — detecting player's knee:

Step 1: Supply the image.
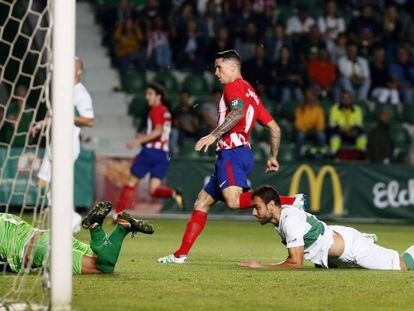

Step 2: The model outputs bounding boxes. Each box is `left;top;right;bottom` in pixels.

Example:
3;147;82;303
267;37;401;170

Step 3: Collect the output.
224;197;240;209
194;195;210;213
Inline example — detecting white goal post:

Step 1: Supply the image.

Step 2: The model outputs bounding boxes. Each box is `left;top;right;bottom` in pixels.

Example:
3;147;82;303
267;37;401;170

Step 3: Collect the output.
50;0;75;309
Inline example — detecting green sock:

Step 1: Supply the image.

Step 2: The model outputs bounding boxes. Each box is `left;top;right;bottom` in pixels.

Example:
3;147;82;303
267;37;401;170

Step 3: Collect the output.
89;226;107;251
94;224;128;273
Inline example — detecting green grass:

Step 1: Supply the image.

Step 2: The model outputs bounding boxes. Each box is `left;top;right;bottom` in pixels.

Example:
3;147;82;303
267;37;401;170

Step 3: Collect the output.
2;220;414;310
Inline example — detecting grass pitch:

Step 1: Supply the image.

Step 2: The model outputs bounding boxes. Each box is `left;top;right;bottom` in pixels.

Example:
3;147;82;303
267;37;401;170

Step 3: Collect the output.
2;219;414;310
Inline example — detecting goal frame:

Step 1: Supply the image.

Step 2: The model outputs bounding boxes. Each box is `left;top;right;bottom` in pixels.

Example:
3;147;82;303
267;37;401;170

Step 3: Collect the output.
50;0;76;309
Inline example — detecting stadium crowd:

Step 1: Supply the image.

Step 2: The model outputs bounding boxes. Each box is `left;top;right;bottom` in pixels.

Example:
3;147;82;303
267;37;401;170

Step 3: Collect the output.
92;0;414;163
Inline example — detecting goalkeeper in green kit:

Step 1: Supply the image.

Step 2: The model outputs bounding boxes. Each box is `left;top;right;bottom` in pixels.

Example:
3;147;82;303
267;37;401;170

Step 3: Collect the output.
0;202;153;274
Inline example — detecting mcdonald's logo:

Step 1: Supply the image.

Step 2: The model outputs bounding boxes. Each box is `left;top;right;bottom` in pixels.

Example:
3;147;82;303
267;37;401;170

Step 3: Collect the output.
289;164;344;216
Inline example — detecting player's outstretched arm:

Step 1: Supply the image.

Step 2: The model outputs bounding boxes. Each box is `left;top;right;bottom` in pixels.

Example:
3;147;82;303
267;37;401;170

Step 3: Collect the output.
264;120;281;173
238;246;304;270
127;125;163;149
75;116;95;127
195;107;244;152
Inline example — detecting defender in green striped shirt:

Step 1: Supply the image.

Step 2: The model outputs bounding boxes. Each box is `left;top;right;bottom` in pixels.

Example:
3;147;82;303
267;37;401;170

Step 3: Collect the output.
238;185;414;271
0;202;154;274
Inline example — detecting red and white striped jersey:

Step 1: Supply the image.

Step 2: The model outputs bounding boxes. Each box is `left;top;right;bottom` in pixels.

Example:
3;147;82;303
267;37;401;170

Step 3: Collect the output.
145;103;171;152
217;78;273;150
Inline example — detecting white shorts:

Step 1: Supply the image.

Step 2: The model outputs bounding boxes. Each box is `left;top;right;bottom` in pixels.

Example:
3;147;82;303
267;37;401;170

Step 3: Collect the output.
330;225;401;270
37;143;80;183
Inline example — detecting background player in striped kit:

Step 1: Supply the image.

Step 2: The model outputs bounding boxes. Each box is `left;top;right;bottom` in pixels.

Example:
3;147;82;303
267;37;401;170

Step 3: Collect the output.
115;83;184;215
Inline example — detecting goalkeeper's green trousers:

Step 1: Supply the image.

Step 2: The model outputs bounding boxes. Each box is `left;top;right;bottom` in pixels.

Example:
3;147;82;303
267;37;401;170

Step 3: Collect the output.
90;224;128;273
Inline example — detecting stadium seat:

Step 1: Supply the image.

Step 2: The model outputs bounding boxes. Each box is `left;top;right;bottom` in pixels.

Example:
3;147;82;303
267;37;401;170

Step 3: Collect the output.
390;123;410;149
280;100;300;121
277;143;295;162
403;105;414;124
128;95;146;118
177;139;198;158
320;97;332;118
153;71;179;92
183;74;210;95
123;70;146;94
390;123;410;162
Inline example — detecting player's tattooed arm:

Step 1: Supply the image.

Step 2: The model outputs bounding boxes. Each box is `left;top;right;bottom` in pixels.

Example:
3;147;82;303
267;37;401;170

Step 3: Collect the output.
211;107;244;138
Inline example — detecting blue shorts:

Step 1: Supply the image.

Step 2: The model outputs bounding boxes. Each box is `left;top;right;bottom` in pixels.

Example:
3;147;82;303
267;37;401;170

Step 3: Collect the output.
203;146;254;201
130;148;170;180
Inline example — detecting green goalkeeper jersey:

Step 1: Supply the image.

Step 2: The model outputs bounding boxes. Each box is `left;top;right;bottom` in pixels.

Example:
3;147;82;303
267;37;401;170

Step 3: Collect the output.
0;213;39;272
0;213;94;274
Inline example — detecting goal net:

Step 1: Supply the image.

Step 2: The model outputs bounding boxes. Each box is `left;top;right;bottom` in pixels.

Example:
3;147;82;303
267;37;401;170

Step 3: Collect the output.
0;0;72;309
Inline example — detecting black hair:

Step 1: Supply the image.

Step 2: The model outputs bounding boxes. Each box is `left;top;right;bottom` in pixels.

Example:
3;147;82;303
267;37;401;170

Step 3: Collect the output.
147;83;166;101
179;88;191;95
215;49;242;67
252;185;281;206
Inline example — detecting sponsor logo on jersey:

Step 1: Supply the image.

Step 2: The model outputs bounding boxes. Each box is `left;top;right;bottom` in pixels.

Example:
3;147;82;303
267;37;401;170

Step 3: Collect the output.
289;164;344;216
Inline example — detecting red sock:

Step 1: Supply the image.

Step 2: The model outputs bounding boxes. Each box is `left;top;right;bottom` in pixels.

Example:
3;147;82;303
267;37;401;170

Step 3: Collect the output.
239;192;252;209
115;185;137;214
280;195;295;205
152;186;174;198
174;210;207;258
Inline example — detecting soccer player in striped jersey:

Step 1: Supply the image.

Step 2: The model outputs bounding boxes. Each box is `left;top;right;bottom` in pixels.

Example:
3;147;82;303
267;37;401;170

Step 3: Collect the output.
115;83;184;214
239;185;414;271
158;50;303;264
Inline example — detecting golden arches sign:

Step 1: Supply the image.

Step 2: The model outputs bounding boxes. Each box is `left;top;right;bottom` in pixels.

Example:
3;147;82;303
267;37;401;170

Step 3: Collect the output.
289;164;344;216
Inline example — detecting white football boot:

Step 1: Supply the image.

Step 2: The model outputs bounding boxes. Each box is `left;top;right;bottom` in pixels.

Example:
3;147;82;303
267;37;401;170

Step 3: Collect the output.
291;194;307;211
157;254;187;264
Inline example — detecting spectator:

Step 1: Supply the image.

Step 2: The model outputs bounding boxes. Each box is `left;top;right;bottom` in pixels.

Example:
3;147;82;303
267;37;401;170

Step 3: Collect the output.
308;47;337;98
235;22;259;60
252;0;276;14
117;0;138;22
205;27;234;67
198;0;224;39
403;10;414;47
298;25;326;60
389;46;414;105
382;5;402;56
200;89;220;135
146;17;172;70
367;106;394;163
265;23;293;63
114;18;145;86
243;45;272;95
272;46;303;104
329;33;347;63
177;19;206;73
370;47;400;104
1;86;33;146
337;43;371;102
286;5;315;38
141;0;162;26
348;5;383;51
229;0;258;40
294;89;327;158
253;1;276;34
318;0;345;43
329;90;367;154
171;89;200;148
171;2;196;58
